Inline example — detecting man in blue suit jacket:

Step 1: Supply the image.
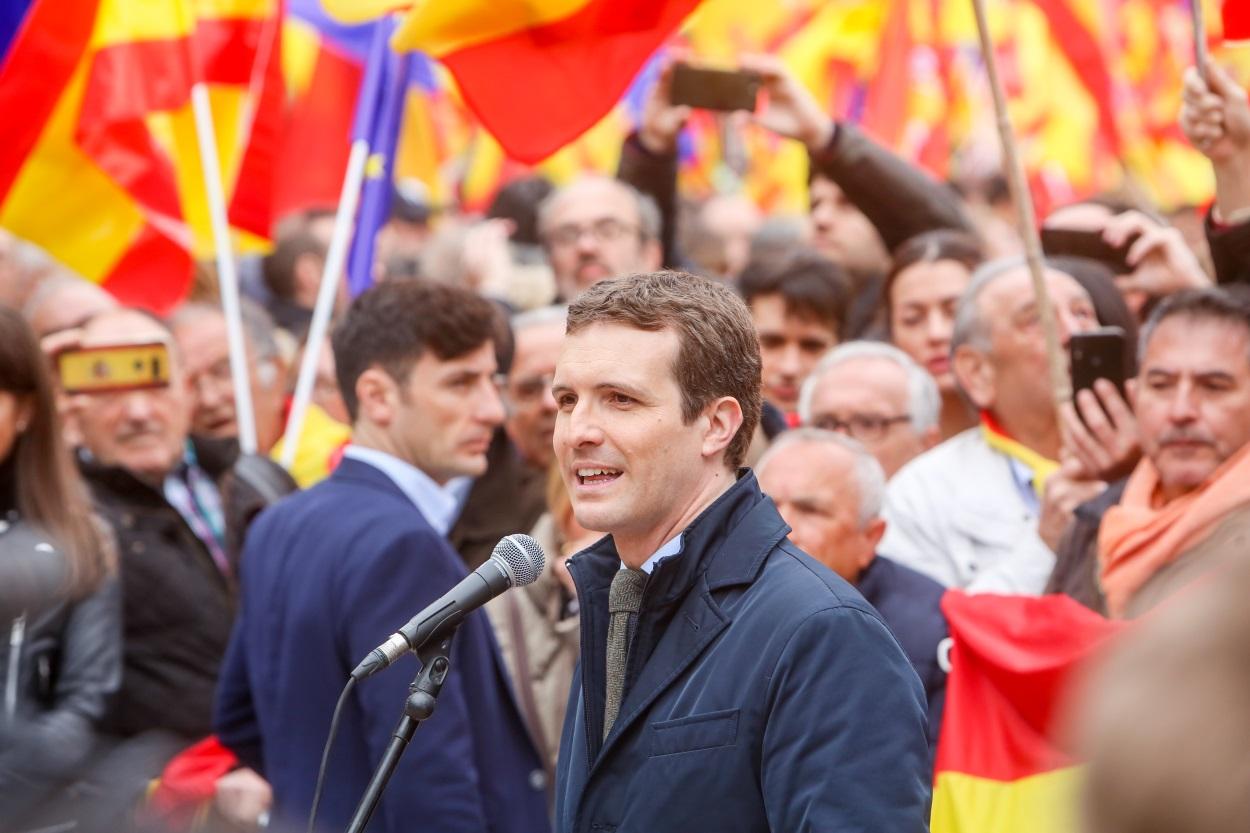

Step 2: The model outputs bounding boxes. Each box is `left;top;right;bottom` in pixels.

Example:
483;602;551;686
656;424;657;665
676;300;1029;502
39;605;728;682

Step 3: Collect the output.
550;273;930;832
214;282;550;833
758;428;949;752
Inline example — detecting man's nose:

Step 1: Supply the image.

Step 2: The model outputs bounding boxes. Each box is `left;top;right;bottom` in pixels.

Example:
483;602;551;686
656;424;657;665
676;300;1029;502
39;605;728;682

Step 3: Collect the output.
561;400;604;448
121;391;156;422
777;343;803;377
1167;380;1200;424
478;381;507;427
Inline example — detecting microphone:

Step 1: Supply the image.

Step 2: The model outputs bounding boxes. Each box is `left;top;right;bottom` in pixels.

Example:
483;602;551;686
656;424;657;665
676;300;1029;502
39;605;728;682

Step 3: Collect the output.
350;534;545;680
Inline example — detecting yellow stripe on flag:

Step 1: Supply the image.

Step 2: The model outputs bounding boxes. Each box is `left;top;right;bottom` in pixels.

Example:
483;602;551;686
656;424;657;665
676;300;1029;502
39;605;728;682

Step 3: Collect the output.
91;0;194;47
931;768;1083;833
392;0;595;55
0;58;143;283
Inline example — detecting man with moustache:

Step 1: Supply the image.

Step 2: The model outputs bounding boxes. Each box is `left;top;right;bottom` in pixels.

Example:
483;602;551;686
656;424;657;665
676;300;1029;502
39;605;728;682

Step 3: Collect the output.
538;176;663;301
71;308;265;742
1049;289;1250;618
215;282;549;833
551;272;929;832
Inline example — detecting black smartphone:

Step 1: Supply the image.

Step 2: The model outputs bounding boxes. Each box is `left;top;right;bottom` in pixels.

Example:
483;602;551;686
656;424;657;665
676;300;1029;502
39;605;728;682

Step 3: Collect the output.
1040;227;1135;275
670;63;762;112
1070;327;1128;417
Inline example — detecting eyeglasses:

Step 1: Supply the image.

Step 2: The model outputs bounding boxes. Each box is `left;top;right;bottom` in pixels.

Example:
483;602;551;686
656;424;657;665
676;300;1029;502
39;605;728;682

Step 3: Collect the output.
808;413;912;442
544;218;640;248
508;372;555;404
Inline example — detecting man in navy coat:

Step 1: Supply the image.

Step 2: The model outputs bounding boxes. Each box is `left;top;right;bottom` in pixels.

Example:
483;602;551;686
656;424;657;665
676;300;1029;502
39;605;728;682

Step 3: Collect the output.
214;282;550;833
550;272;930;833
757;428;949;753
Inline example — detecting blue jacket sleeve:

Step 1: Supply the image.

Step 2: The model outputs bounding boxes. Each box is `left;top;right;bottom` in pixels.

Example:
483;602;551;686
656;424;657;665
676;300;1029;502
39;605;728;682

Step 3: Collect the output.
761;606;932;833
214;560;264;773
338;527;491;833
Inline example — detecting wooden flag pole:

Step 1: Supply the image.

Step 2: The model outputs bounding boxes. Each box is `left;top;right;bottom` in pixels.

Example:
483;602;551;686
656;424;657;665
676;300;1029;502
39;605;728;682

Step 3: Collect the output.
970;0;1071;410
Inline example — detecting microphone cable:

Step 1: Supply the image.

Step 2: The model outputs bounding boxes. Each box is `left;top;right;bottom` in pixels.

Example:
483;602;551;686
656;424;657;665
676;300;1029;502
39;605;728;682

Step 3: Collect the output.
306;676;357;833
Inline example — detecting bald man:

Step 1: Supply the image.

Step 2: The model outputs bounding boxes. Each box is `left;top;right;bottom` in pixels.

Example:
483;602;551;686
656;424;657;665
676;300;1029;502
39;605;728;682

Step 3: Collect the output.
537;176;662;300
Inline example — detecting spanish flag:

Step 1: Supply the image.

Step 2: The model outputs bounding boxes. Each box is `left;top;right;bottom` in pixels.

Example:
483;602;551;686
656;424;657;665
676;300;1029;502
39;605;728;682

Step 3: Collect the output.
387;0;702;164
932;592;1126;833
0;0;282;313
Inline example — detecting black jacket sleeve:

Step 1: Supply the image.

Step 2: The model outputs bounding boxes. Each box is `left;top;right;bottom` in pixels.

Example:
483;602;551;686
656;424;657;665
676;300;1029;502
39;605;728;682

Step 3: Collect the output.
808;122;974;251
617;132;682;269
1205;209;1250;287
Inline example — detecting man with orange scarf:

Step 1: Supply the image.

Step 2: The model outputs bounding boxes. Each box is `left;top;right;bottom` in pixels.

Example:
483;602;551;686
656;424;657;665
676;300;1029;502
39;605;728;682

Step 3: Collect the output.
879;257;1104;593
1051;289;1250;618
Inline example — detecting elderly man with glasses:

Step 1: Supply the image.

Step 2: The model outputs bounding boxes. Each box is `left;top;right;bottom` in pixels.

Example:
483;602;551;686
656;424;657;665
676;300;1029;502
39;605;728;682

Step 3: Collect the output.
798;341;942;478
537;176;663;302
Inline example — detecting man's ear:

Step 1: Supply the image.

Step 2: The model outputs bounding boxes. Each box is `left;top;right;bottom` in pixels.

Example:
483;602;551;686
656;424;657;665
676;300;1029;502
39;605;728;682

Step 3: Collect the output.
952;345;994;411
862;517;887;561
355;366;398;428
702;396;744;461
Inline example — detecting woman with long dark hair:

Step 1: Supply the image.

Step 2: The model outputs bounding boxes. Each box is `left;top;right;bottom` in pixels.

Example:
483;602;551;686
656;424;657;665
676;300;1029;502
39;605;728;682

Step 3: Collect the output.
0;306;121;827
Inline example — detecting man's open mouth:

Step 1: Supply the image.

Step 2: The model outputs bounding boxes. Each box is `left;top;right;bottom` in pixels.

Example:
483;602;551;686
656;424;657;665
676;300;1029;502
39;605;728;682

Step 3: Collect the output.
577;467;622;486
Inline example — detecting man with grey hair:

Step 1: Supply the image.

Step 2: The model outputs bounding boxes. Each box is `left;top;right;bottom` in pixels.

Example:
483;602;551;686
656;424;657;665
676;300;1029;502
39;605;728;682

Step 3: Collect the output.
756;428;947;750
169;299;288;453
537;175;662;301
879;256;1104;594
799;341;941;477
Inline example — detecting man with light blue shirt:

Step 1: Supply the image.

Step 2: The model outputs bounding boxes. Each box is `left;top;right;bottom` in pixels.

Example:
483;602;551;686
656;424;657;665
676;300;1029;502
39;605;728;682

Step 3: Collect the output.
551;272;929;833
214;281;550;833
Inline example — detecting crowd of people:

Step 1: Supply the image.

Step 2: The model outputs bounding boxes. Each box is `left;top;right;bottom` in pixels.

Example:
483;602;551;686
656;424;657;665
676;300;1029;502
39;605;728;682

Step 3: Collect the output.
3;52;1250;833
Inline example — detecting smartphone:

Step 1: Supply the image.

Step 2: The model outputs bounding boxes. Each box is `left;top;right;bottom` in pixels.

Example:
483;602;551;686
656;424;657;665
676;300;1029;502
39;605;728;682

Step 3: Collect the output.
58;341;171;395
670;63;762;112
1040;227;1135;275
1069;327;1128;417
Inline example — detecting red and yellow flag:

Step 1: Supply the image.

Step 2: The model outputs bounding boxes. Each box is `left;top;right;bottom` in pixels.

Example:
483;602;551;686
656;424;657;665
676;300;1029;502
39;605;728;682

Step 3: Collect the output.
0;0;282;313
388;0;703;164
932;592;1126;833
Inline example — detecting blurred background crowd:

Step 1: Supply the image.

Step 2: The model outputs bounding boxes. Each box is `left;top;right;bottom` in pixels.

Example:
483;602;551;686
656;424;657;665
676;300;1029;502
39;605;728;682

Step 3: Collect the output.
3;0;1250;831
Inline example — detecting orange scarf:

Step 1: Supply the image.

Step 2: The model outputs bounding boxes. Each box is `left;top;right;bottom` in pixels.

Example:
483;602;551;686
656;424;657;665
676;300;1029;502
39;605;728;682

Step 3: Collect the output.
1098;442;1250;618
980;411;1059;498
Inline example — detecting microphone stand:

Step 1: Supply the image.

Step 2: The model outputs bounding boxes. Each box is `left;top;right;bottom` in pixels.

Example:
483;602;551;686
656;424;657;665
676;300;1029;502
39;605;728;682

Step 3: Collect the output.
344;626;458;833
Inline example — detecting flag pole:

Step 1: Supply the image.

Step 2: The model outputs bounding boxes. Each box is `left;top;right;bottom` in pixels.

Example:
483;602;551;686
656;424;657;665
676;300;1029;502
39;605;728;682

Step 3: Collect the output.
174;0;258;453
190;84;258;454
969;0;1071;410
280;18;393;469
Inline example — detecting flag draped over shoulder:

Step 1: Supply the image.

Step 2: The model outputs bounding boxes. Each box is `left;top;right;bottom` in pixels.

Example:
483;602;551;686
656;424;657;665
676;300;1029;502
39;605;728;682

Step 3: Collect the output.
0;0;281;313
931;592;1127;833
385;0;703;164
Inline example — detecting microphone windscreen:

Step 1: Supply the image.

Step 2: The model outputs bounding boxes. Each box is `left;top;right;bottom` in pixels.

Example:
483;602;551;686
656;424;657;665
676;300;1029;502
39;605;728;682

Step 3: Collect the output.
491;534;546;586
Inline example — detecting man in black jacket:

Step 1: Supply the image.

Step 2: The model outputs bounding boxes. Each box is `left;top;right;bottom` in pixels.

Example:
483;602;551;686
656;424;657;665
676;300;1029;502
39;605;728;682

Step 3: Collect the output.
551;272;929;832
72;308;293;745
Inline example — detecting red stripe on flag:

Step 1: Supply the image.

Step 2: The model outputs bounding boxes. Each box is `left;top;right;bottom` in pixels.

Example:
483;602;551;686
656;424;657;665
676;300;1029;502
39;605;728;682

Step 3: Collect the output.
101;221;194;314
1225;0;1250;41
0;0;102;202
934;592;1125;782
1032;0;1121;153
272;44;362;218
225;15;284;238
859;0;910;148
438;0;701;163
197;16;271;85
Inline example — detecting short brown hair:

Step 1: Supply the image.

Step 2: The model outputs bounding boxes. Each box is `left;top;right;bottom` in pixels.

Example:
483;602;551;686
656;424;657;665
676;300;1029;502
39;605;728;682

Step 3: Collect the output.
332;281;501;421
566;271;762;470
737;247;848;336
